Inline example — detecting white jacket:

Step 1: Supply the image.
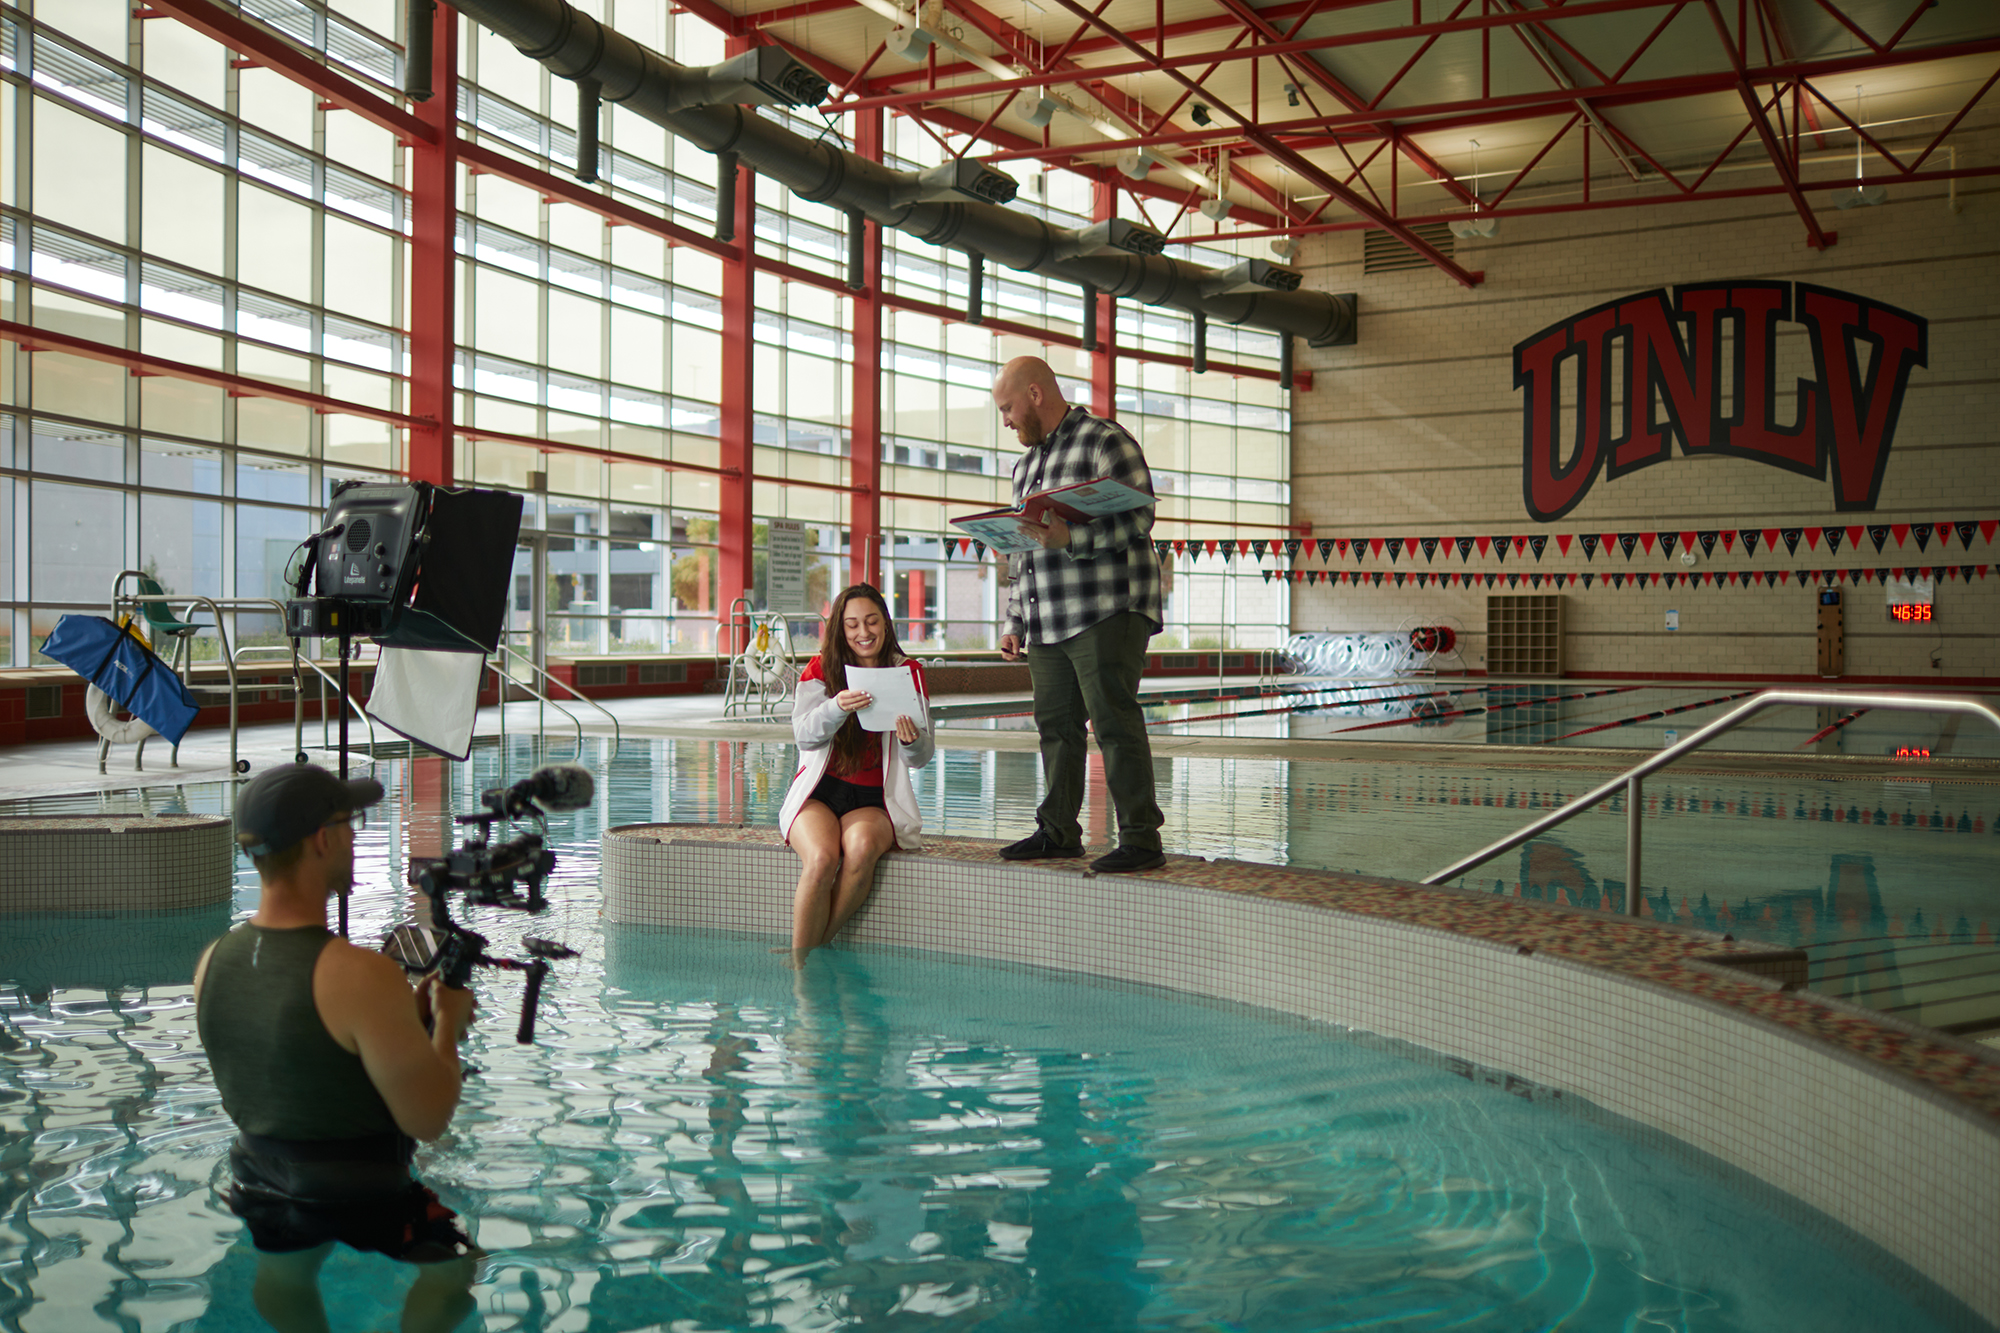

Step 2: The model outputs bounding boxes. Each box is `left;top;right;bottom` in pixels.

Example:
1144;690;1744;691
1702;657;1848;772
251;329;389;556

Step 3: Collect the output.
778;662;934;850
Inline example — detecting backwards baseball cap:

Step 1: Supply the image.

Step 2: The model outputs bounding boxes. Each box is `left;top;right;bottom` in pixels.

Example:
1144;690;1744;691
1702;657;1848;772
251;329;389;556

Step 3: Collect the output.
235;763;385;858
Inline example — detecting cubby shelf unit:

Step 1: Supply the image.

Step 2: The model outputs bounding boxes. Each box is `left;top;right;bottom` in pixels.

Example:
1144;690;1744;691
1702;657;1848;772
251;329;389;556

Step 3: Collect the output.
1486;594;1564;677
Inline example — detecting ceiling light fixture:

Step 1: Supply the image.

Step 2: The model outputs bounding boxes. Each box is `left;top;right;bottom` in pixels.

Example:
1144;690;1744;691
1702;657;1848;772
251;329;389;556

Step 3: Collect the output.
1449;139;1499;239
1284;83;1300;108
1191;103;1211;126
1836;86;1888;209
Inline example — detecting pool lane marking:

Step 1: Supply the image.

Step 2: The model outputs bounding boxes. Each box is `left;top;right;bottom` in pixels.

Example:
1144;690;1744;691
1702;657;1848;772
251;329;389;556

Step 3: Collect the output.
1797;708;1868;750
1148;684;1496;728
1326;685;1639;735
1546;689;1761;742
1476;685;1704;742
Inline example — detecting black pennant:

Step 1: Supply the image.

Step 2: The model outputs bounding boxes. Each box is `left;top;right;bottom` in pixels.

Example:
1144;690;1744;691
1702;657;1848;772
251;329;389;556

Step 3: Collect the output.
1794;570;1809;585
1782;528;1802;556
1868;525;1890;553
1420;536;1439;563
1910;522;1932;552
1581;573;1595;588
1283;538;1302;561
1528;535;1548;562
1261;568;1273;583
1697;531;1719;558
1483;572;1497;587
1954;521;1977;549
1492;536;1510;563
1658;532;1680;558
1384;537;1404;563
1824;527;1846;555
1318;538;1335;562
1455;537;1475;562
1611;573;1626;588
1740;529;1762;557
1154;540;1172;562
973;541;988;560
1618;533;1640;560
1579;533;1600;561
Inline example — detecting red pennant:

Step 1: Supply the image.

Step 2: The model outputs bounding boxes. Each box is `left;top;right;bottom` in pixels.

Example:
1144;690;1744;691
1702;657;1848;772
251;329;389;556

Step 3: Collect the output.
1981;520;1998;544
1891;524;1909;547
1512;536;1528;556
1476;536;1492;557
1172;540;1186;557
1762;528;1780;552
1368;537;1385;558
1803;527;1822;550
1204;539;1218;557
1556;534;1573;556
1720;531;1736;552
1846;525;1865;549
1639;533;1657;555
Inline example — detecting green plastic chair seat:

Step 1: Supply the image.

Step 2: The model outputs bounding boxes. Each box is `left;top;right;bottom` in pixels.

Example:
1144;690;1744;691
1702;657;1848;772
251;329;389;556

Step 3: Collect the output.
136;576;205;637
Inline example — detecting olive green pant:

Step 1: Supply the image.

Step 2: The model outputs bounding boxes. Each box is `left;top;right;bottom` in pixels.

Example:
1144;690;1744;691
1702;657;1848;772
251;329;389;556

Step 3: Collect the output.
1027;612;1164;853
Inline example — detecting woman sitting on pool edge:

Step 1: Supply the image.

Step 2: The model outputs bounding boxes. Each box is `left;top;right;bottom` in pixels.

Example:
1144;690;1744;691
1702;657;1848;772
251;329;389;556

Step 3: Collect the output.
778;584;933;960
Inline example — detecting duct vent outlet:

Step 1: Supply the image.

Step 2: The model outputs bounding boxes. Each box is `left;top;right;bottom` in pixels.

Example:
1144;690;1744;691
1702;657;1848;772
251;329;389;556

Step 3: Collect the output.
1364;221;1455;274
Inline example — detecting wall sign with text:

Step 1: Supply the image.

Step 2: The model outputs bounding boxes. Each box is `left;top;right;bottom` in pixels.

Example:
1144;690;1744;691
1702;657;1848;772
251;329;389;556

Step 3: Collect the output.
1513;282;1928;522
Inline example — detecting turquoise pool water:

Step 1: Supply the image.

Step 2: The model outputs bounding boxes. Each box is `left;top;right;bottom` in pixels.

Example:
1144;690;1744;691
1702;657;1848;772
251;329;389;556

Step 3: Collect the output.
0;745;1989;1329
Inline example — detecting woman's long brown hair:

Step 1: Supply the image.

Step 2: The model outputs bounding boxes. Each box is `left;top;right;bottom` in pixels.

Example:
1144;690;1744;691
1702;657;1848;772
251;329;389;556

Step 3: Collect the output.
819;584;906;776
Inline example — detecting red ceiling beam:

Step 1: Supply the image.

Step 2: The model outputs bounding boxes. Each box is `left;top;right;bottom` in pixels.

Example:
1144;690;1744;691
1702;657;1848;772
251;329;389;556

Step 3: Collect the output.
1702;0;1834;248
829;0;1687;114
1036;0;1483;286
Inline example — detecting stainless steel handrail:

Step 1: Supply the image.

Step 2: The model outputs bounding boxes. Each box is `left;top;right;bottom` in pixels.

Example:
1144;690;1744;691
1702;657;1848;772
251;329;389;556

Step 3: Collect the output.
1421;690;2000;914
492;641;623;753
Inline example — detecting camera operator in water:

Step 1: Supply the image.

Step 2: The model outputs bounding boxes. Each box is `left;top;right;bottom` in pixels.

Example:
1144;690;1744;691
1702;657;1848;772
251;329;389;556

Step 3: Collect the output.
195;764;480;1333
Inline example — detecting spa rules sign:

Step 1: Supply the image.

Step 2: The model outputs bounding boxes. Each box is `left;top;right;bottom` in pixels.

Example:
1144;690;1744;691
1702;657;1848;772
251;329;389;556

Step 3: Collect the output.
1512;282;1927;522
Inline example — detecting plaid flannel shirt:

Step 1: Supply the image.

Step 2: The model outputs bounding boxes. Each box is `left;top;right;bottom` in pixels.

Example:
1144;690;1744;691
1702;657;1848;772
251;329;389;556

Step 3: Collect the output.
1002;405;1163;647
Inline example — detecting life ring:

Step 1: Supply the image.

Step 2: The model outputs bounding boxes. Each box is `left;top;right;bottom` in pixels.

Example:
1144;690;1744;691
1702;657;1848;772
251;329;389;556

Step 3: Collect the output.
739;619;792;688
87;685;157;746
1409;626;1456;654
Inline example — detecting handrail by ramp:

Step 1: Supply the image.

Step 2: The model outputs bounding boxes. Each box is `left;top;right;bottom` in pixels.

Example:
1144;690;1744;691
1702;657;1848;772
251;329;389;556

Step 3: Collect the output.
1421;689;2000;914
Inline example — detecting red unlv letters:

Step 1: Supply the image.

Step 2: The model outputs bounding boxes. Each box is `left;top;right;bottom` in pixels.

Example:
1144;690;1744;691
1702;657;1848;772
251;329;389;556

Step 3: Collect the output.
1513;282;1927;522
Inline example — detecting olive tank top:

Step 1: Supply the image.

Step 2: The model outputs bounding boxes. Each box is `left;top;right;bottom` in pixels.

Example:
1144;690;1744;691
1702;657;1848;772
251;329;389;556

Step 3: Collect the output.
195;924;399;1140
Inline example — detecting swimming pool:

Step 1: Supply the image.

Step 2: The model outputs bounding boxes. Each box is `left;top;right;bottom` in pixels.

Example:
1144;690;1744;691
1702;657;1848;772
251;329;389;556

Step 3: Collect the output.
1;748;1990;1330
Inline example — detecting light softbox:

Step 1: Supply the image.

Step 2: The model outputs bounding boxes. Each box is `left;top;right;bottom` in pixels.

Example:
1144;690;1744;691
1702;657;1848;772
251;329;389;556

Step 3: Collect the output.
335;484;523;759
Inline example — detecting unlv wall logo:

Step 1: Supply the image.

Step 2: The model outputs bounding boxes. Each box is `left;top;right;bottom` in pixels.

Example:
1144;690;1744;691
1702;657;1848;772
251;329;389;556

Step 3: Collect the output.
1513;282;1927;522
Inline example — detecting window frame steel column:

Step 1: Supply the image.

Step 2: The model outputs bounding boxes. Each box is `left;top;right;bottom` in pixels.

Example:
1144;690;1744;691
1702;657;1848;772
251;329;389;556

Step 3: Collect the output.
849;108;885;590
717;37;757;614
408;2;458;486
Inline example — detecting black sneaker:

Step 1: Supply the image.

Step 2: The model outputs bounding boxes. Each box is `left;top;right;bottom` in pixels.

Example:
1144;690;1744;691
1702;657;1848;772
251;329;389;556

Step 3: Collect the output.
1089;846;1166;874
999;830;1084;860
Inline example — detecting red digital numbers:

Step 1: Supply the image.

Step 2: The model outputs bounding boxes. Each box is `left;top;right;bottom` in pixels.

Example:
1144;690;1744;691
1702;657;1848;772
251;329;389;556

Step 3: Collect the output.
1889;603;1933;622
1894;747;1932;759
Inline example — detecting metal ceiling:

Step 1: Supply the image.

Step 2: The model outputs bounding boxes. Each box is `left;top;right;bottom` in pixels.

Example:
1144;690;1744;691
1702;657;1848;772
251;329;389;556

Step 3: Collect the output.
679;0;2000;286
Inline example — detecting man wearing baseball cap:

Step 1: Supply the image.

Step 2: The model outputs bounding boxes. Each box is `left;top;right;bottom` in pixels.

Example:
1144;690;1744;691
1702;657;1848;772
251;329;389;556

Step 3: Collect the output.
195;763;479;1333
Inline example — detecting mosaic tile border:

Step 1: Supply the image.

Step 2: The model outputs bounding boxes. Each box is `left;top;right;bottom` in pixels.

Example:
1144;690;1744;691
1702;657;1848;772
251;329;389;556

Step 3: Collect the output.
602;822;2000;1328
0;815;236;914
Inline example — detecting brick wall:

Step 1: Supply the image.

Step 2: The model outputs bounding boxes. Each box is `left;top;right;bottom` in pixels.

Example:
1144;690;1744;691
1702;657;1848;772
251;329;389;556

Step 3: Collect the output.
1290;126;2000;683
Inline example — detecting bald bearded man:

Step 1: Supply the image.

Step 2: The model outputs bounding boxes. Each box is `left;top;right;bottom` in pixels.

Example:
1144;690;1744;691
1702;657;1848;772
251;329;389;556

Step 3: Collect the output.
991;356;1166;874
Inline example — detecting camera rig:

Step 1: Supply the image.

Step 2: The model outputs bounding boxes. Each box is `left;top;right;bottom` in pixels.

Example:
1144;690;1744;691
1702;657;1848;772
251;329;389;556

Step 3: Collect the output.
383;766;591;1045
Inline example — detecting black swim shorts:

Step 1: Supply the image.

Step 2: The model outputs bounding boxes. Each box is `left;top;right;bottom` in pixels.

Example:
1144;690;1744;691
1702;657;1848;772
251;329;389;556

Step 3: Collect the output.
809;773;888;820
225;1133;477;1263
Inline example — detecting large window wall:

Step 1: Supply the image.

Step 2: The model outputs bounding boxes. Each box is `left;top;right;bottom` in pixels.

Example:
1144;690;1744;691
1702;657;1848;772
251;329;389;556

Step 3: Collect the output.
2;0;1290;668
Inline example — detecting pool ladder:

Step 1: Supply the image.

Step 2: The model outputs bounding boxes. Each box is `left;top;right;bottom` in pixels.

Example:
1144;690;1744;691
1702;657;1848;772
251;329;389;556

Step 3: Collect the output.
1422;689;2000;915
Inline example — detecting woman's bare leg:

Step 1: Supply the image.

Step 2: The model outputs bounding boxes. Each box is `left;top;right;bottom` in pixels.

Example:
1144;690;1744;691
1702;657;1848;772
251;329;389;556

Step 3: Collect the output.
821;807;896;945
788;801;843;960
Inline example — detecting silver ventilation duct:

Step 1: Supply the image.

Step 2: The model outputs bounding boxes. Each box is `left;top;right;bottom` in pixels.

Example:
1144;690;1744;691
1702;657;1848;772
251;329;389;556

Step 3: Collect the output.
446;0;1356;348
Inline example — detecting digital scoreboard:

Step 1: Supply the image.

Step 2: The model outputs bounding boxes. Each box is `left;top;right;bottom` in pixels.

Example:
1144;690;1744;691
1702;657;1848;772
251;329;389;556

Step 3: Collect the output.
1884;576;1935;624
